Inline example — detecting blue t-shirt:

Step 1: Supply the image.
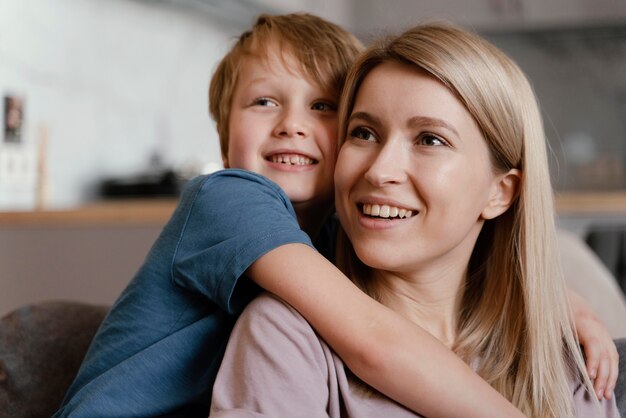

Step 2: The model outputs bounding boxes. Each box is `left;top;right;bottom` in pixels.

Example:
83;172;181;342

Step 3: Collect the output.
54;169;326;417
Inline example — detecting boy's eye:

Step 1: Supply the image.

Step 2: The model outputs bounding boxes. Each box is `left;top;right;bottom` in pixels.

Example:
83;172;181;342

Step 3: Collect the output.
253;98;278;107
311;101;336;112
349;126;377;142
418;134;447;147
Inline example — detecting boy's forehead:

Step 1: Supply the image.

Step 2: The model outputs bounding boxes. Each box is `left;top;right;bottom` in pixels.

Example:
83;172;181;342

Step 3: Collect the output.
240;49;326;90
249;46;303;75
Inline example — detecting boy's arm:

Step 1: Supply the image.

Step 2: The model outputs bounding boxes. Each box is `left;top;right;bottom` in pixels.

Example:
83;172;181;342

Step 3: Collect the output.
568;288;620;400
247;243;525;418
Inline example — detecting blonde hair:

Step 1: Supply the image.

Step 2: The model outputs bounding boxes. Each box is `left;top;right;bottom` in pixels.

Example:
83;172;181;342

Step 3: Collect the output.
208;13;363;160
336;23;596;418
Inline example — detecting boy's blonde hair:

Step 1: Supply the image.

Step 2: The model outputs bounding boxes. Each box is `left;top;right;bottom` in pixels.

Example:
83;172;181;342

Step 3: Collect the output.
209;13;363;160
337;23;596;418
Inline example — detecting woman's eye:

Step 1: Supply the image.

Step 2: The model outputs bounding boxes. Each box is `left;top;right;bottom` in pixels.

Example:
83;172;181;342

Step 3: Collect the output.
254;98;277;107
311;101;336;112
349;126;377;142
419;134;446;146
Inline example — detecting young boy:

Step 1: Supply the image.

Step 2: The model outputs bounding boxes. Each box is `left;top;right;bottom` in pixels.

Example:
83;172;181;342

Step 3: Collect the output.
55;13;615;418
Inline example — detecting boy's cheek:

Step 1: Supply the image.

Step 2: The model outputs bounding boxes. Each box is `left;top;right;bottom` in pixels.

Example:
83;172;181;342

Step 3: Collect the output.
321;121;339;156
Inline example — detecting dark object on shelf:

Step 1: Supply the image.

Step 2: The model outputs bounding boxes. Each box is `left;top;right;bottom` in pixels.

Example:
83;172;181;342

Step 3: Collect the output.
100;169;183;198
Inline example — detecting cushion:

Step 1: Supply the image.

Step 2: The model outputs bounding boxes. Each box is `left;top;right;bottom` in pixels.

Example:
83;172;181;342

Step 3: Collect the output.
0;301;108;417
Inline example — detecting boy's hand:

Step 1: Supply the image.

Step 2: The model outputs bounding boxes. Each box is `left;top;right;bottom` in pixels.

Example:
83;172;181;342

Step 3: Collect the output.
570;290;620;400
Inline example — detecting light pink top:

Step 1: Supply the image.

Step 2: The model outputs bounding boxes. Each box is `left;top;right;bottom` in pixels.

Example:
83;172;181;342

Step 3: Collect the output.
210;293;620;418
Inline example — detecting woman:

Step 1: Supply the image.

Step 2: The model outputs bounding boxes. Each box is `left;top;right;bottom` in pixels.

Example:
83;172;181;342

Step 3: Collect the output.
210;23;620;417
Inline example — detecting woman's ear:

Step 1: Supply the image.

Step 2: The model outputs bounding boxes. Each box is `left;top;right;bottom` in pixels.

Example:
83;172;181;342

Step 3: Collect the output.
481;169;521;220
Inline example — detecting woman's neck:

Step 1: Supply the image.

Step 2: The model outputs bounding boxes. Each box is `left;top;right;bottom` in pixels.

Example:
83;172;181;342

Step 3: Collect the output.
372;266;466;348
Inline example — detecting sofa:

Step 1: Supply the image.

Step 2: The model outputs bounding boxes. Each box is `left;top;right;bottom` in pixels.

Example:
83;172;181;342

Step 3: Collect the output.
0;301;108;418
0;300;624;417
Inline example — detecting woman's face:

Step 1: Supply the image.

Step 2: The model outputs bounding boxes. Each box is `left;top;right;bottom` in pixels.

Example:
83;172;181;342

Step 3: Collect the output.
334;61;501;276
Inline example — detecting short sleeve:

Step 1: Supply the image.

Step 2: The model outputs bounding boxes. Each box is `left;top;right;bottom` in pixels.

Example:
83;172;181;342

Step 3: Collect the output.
172;169;314;314
210;293;332;418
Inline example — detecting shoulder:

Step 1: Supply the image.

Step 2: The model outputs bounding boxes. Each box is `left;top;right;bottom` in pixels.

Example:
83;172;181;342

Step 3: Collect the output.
235;293;327;353
239;293;311;331
226;292;333;378
181;169;297;221
194;169;288;200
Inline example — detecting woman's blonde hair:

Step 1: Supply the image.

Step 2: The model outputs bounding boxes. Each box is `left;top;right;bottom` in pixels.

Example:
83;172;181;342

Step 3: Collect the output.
336;23;595;418
209;13;363;160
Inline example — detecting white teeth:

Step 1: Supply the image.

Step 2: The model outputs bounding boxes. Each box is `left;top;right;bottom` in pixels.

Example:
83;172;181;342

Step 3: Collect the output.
270;153;314;165
362;203;413;219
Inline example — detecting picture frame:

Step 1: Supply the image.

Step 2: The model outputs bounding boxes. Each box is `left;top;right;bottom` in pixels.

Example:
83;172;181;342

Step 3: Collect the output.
3;95;24;144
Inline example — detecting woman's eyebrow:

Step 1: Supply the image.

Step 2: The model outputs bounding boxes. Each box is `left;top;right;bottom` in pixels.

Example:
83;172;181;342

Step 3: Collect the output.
348;111;380;126
407;116;459;136
350;112;459;137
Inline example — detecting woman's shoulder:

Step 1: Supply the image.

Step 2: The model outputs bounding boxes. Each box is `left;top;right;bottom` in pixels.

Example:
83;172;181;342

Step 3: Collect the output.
231;292;335;377
241;292;310;327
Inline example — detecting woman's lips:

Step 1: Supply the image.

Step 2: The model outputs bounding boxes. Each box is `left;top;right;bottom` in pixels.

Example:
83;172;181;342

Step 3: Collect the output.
361;203;414;219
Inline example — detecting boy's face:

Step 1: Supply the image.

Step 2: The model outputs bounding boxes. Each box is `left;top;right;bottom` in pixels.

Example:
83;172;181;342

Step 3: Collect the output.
226;50;338;208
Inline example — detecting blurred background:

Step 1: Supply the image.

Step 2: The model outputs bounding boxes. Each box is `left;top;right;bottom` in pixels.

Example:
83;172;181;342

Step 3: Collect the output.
1;0;625;319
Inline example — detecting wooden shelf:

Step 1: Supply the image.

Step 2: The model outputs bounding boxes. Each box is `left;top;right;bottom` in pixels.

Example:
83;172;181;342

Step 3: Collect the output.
0;199;177;227
554;192;626;215
0;192;624;227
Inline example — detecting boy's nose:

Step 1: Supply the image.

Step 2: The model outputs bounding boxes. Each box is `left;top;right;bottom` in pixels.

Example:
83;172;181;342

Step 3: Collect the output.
274;109;309;138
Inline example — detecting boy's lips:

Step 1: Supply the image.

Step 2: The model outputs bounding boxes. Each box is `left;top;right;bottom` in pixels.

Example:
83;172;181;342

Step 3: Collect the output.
264;151;318;166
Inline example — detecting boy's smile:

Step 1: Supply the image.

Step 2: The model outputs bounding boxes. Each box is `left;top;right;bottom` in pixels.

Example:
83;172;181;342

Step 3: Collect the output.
226;49;338;210
265;150;317;168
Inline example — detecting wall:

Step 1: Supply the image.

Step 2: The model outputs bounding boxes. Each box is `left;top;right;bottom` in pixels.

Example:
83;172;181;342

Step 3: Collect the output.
0;0;239;209
0;224;162;317
2;0;626;209
485;25;626;192
350;0;626;39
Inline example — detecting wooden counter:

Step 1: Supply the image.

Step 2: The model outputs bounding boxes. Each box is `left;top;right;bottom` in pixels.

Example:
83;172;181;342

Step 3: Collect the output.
554;192;626;215
0;192;625;227
0;199;177;227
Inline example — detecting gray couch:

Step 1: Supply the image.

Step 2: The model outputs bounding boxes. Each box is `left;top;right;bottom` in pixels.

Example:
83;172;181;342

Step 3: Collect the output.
0;302;108;418
0;301;624;417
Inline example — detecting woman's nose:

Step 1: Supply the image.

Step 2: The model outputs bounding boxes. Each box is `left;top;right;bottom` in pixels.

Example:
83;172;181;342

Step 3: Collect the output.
364;140;408;186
